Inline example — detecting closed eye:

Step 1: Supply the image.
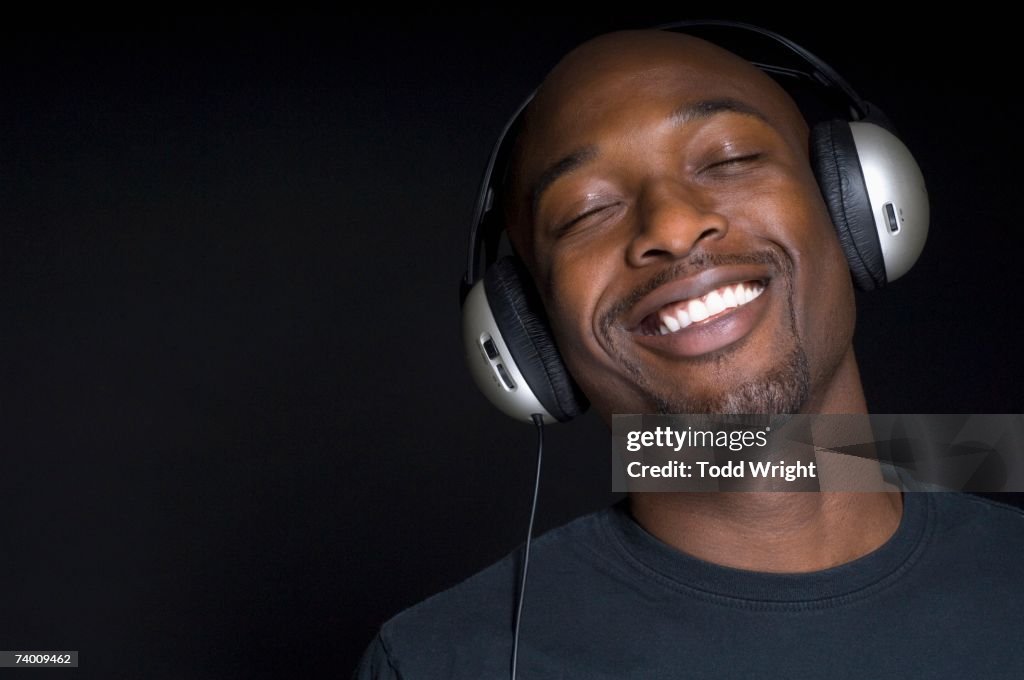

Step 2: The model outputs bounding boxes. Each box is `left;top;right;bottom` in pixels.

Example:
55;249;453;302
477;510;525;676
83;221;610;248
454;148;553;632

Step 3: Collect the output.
555;203;615;237
700;153;764;176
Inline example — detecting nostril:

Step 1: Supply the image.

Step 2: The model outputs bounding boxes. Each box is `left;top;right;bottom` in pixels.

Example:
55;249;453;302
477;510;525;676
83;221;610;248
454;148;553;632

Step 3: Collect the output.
699;226;723;241
640;245;675;259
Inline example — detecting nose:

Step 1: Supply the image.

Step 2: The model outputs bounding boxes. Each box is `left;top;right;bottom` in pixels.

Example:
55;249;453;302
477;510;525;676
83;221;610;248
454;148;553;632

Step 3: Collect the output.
626;179;728;267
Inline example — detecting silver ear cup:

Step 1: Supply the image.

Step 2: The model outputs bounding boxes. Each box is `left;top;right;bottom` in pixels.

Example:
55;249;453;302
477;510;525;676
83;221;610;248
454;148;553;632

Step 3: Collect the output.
461;279;557;424
849;121;929;282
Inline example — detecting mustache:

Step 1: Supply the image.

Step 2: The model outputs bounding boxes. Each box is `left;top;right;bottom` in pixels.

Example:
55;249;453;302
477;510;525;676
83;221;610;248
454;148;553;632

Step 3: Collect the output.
600;249;789;334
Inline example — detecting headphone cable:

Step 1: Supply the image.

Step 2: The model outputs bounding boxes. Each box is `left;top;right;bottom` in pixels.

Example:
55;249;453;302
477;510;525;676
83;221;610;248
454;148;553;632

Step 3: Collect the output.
511;413;545;680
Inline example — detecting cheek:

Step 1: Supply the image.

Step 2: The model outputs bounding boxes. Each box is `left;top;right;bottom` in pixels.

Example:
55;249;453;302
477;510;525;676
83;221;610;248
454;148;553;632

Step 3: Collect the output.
542;243;624;372
779;179;858;355
544;252;605;344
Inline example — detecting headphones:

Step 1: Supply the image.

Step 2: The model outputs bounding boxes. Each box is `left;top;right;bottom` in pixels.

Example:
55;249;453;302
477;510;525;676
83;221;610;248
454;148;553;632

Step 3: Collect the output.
459;20;929;424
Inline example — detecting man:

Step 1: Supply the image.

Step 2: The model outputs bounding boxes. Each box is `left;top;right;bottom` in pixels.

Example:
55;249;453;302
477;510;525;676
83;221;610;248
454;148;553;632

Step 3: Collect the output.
355;27;1024;679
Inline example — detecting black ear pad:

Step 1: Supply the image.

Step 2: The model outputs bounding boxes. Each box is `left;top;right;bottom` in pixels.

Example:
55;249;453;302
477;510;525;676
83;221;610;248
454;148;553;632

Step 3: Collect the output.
810;120;887;291
483;256;588;422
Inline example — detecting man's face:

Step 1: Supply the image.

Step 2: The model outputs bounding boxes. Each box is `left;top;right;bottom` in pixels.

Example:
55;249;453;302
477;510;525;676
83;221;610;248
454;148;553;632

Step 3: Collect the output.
510;32;856;419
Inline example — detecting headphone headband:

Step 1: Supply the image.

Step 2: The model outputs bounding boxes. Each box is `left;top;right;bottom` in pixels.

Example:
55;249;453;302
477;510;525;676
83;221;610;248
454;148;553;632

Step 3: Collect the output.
656;20;871;119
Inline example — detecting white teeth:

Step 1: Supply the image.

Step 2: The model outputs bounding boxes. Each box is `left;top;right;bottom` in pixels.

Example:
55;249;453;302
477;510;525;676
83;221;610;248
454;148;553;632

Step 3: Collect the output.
676;308;691;329
704;290;725;315
687;299;709;323
653;280;766;335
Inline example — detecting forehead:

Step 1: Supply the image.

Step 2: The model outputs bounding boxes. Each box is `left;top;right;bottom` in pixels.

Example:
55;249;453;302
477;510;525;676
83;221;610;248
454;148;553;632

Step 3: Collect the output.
517;31;805;178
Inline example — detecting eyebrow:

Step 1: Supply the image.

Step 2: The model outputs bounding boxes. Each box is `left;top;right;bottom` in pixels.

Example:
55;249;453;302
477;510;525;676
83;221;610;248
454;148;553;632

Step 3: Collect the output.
530;146;597;217
530;97;769;215
671;97;768;126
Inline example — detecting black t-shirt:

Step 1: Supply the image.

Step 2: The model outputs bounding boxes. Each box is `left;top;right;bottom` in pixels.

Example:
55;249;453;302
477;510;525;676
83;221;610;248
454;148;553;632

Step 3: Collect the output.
354;492;1024;679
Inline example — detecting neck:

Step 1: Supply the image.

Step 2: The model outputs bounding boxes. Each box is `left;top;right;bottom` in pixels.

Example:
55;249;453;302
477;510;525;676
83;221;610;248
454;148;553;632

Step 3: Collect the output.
627;349;904;573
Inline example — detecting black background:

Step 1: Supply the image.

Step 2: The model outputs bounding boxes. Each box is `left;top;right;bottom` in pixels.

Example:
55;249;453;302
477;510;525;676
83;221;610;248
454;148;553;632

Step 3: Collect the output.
2;15;1021;679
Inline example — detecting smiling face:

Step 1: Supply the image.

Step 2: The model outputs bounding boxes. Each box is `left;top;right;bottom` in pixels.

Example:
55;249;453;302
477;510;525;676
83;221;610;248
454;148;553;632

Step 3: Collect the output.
506;30;859;419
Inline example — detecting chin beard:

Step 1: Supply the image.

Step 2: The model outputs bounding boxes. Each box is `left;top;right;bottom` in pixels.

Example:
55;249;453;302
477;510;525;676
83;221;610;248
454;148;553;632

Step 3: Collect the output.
650;343;811;415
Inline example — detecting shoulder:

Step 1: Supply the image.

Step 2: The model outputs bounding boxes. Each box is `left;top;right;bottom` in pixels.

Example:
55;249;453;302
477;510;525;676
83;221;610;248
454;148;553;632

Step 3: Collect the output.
931;492;1024;532
921;492;1024;577
369;505;616;677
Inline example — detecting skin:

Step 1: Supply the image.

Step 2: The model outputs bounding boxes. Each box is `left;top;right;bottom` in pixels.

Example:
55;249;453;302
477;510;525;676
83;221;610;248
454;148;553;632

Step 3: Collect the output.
506;30;902;573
